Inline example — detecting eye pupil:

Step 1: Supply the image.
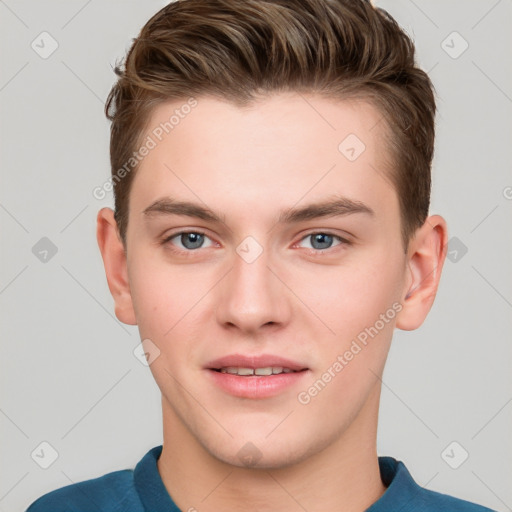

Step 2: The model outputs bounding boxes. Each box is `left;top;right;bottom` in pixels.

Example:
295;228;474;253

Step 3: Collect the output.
311;233;333;250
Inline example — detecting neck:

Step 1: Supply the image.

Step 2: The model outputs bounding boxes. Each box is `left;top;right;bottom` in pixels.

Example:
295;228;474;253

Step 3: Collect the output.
157;385;386;512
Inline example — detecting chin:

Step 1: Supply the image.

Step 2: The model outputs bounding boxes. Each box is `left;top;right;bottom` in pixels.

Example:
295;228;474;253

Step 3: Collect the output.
202;430;328;470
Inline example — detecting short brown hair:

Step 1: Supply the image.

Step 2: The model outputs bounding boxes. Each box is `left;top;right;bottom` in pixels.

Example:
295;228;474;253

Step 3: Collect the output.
105;0;436;249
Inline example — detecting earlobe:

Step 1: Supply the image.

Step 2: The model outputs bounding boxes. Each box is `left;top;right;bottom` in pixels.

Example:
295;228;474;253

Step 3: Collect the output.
96;208;137;326
395;215;448;331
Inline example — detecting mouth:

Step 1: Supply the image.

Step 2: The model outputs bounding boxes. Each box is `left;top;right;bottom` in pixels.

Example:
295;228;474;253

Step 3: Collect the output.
205;355;309;398
212;366;302;376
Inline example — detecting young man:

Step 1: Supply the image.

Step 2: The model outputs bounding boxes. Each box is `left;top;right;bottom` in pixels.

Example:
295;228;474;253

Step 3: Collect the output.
27;0;496;511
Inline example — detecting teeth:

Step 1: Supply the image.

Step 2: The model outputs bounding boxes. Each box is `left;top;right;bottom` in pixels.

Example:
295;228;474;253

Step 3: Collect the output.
255;367;273;376
218;366;295;376
237;367;254;376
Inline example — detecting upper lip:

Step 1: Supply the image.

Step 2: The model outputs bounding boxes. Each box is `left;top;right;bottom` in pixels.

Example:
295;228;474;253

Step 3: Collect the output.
206;354;308;372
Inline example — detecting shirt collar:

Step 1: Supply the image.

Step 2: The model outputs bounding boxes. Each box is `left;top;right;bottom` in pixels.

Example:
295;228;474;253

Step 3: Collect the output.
367;456;420;511
134;445;180;512
134;445;418;511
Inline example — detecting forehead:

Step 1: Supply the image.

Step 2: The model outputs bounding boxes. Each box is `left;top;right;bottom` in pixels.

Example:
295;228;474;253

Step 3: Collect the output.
131;93;397;226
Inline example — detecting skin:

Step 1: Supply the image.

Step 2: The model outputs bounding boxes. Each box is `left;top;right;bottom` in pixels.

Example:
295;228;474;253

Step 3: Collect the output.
97;92;447;512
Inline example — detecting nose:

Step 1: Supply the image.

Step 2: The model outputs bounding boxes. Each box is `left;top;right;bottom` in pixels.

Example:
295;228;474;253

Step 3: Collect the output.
215;241;291;335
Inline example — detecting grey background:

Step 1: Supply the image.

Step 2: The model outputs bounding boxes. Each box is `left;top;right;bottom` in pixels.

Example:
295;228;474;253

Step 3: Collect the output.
1;1;511;511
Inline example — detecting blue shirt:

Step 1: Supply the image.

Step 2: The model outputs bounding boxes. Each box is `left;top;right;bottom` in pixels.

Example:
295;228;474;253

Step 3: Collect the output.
26;445;496;511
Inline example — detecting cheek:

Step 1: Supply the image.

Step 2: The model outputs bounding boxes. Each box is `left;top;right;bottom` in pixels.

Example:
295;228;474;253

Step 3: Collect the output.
292;248;404;402
127;256;207;389
127;250;209;338
292;250;405;341
295;277;398;428
129;275;171;338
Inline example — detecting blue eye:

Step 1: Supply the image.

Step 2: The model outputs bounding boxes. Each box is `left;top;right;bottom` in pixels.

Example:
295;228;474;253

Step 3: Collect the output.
298;233;346;251
165;231;213;251
162;230;349;255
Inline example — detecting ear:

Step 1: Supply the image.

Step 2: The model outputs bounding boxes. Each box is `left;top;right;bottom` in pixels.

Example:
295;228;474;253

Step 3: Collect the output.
395;215;448;331
96;208;137;325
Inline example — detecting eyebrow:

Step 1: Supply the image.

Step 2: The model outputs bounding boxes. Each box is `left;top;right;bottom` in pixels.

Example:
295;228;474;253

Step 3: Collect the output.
142;195;374;224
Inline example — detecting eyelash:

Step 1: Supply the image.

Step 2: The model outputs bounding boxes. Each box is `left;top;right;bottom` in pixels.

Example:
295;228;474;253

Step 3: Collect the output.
161;230;351;255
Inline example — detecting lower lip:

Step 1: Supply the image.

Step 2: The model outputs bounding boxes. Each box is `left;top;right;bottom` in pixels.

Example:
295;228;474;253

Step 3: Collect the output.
206;369;309;399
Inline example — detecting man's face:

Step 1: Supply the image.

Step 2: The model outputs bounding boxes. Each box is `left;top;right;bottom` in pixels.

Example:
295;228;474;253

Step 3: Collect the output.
124;93;409;468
